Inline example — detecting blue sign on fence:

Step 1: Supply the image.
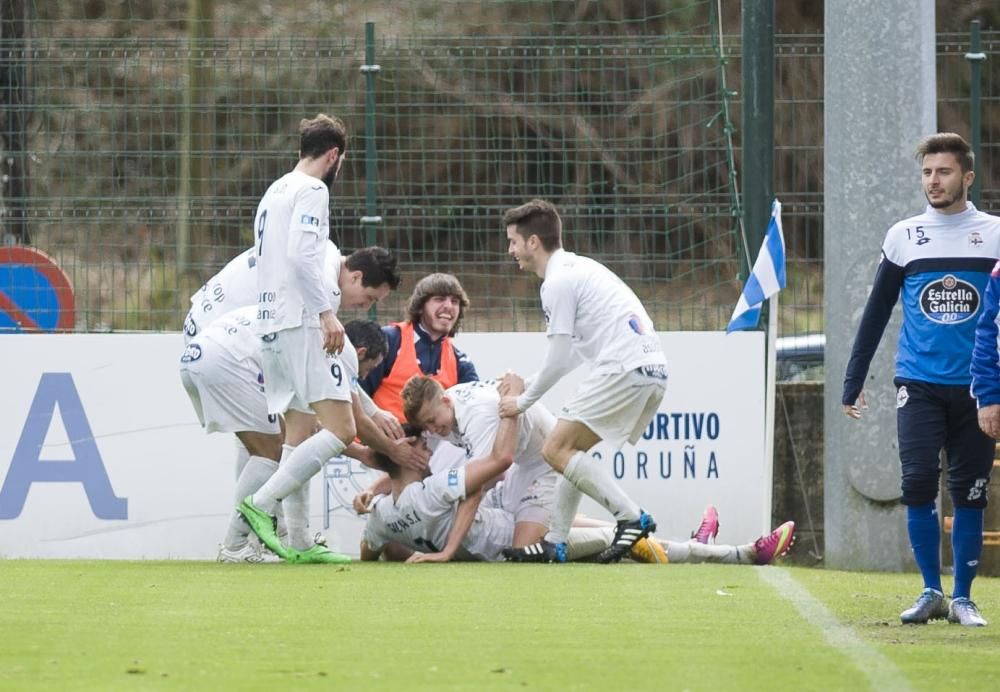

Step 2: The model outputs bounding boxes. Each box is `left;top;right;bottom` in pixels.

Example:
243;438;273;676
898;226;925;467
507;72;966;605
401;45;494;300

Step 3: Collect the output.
0;247;75;332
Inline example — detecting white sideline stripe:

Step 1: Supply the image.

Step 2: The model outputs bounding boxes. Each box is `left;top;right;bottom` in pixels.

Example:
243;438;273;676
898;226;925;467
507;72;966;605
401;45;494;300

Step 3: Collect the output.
757;568;912;692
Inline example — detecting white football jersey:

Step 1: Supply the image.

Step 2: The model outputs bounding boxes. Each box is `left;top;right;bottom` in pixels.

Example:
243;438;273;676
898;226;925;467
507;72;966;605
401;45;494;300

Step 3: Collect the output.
362;466;514;562
186;242;341;340
541;248;667;375
254;170;333;333
186;247;258;339
444;381;553;482
196;305;261;364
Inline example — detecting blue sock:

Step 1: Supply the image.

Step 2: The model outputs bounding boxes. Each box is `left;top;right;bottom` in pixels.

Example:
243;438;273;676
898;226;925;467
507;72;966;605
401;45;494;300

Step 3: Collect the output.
951;507;984;600
906;503;942;592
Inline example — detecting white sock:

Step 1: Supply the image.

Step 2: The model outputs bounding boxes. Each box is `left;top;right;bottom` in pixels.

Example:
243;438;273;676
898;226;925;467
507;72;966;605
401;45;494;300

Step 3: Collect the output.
252;429;345;513
561;450;640;522
544;474;584;544
565;526;614;561
662;540;750;564
234;439;251;481
274;445;294;539
283;479;312;551
224;455;278;550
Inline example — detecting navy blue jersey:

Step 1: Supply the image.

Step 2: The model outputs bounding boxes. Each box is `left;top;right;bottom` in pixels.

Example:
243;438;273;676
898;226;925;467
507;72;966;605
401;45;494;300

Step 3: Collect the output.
843;203;1000;405
360;321;479;396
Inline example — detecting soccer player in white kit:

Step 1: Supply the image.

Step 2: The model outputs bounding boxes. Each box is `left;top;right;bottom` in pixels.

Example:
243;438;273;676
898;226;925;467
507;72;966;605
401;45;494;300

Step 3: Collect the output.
237;114;395;563
498;199;668;563
359;430;798;565
180;305;283;562
359;425;519;562
181;313;389;562
185;242;338;344
402;376;558;550
184;241;412;446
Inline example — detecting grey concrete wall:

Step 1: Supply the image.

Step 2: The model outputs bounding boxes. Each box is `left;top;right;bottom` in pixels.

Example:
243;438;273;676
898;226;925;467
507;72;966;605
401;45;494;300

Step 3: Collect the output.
774;382;1000;576
823;0;936;570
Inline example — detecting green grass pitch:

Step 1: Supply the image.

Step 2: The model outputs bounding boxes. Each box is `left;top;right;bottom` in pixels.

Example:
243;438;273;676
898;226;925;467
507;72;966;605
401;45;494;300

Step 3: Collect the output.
2;561;998;691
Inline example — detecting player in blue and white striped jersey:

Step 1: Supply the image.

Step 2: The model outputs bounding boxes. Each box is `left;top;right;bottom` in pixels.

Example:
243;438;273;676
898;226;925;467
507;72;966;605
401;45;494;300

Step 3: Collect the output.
843;133;1000;627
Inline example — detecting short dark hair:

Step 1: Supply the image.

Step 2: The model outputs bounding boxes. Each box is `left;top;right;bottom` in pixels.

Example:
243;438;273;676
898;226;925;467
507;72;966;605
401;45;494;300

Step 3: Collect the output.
371;450;401;479
502;199;562;252
346;246;401;290
405;273;470;336
344;319;388;364
299;114;348;159
916;132;974;173
370;423;423;479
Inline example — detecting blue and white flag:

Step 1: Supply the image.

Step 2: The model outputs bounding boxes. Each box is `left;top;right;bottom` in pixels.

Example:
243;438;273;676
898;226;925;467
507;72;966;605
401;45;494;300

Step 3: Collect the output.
727;200;786;333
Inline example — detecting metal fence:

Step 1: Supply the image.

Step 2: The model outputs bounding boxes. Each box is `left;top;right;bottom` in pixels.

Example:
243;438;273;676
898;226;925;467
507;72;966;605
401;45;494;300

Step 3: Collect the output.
1;0;742;333
1;2;998;337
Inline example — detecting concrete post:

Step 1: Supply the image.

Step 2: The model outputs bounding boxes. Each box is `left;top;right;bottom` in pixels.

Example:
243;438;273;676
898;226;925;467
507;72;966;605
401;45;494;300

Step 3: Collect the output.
824;0;936;570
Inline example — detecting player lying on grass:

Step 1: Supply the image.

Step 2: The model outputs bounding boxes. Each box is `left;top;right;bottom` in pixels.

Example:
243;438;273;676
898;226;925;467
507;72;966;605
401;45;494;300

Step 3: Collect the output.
357;430;795;565
357;375;795;564
403;375;795;564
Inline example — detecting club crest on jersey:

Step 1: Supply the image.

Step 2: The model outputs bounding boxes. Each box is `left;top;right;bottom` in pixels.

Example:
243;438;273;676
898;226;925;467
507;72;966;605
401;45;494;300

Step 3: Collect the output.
628;313;649;335
180;343;202;363
448;469;459;487
896;385;909;409
968;231;984;248
919;274;979;324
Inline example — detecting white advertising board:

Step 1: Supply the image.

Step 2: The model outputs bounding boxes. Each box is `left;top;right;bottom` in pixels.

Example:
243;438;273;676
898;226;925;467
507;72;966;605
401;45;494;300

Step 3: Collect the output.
0;331;765;559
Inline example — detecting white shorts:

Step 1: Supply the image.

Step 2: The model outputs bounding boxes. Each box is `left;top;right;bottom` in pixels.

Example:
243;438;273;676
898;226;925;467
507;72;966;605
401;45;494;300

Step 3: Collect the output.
560;367;667;449
179;338;279;435
258;325;352;415
485;461;557;526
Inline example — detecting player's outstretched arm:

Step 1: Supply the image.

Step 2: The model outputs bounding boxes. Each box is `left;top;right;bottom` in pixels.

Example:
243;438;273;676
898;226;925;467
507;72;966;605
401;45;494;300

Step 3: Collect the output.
406;491;484;564
409;409;521;563
500;333;580;417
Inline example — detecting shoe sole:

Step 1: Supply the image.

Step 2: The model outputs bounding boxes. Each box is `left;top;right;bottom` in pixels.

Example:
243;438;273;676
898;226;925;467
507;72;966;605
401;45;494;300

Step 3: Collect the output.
501;543;565;563
292;551;352;565
629;538;668;564
756;522;796;565
692;506;720;544
902;611;948;624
